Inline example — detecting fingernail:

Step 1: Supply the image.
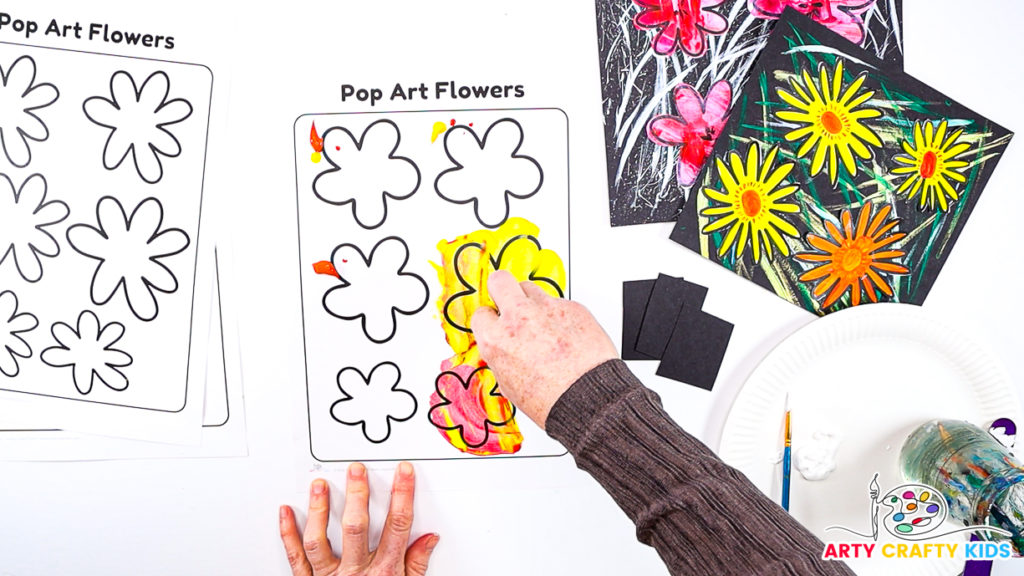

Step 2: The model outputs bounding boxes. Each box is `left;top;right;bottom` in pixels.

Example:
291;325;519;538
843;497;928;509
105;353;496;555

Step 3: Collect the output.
279;506;289;521
428;534;440;550
312;479;326;495
398;461;413;478
349;463;366;478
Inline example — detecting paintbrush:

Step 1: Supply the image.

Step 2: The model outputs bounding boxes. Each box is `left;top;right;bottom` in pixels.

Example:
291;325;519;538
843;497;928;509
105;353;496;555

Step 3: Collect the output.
782;393;792;512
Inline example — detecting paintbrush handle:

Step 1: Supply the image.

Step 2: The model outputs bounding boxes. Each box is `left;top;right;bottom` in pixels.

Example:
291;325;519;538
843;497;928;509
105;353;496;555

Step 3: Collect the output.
782;446;792;511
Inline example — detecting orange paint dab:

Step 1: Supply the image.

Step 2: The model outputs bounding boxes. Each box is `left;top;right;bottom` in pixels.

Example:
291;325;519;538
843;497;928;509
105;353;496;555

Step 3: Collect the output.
313;261;340;279
310;122;324;153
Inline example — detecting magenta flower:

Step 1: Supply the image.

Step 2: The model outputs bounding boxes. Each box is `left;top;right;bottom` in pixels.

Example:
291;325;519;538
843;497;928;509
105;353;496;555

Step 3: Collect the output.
646;80;732;186
748;0;876;45
633;0;730;57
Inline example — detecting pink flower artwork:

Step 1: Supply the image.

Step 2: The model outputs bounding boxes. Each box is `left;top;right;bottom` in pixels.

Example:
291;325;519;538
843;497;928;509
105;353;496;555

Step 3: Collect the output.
646;80;733;187
633;0;730;57
748;0;876;45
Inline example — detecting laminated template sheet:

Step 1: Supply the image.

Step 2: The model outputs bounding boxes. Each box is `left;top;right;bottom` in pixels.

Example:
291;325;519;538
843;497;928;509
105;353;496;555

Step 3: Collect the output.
294;109;570;462
0;246;247;460
0;40;212;441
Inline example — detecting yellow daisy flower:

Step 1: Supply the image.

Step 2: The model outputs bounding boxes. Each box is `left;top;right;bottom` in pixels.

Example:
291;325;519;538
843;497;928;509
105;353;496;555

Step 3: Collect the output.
891;120;971;211
776;59;883;185
700;143;801;263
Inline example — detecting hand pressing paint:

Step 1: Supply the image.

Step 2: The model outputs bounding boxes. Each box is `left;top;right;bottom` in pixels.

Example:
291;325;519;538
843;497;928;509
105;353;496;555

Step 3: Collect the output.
472;270;618;429
279;462;438;576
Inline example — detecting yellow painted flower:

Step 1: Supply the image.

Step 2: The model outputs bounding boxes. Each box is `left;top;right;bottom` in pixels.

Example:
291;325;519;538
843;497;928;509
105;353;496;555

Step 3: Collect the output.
433;217;565;355
701;143;801;262
795;203;909;308
430;218;564;456
776;59;882;185
891;120;971;211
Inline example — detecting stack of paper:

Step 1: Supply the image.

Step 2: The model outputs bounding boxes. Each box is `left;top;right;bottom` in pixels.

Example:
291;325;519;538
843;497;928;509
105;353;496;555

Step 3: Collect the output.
0;40;244;460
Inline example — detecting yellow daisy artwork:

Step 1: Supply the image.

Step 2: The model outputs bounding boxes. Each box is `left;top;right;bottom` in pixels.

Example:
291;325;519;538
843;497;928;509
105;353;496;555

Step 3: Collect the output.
700;143;801;262
795;203;909;308
670;13;1012;316
776;59;883;185
891;120;972;211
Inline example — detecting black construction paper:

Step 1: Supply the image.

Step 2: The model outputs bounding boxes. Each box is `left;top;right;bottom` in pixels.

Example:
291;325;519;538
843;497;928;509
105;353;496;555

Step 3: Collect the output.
636;274;709;359
657;308;734;391
621;279;657;360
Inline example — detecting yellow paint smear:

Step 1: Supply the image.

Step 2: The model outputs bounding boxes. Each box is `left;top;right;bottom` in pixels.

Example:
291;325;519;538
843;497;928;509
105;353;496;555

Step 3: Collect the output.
430;217;565;455
433;217;566;356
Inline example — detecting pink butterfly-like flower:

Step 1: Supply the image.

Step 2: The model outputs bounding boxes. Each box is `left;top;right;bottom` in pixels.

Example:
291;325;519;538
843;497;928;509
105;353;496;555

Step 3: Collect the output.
749;0;877;44
646;80;733;186
633;0;730;57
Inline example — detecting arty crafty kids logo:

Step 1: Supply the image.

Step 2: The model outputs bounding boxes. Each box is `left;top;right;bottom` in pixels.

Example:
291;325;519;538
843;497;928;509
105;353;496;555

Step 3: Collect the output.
822;474;1013;561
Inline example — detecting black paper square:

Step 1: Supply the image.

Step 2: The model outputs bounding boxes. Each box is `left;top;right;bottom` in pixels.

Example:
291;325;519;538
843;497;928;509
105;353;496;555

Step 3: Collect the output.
657;308;734;391
636;274;709;359
622;279;657;360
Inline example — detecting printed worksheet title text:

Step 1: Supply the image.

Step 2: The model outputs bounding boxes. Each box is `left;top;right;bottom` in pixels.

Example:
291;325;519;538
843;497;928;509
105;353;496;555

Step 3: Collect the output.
0;13;175;50
342;82;526;106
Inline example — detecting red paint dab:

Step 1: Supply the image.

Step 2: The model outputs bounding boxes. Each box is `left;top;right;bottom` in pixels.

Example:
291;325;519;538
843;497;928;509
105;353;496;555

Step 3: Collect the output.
335;145;340;151
310;122;324;153
450;118;456;126
469;122;473;127
920;151;938;179
313;261;340;279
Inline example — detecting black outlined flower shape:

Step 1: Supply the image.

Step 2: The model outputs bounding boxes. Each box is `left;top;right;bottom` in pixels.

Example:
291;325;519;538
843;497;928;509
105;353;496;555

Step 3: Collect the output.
443;234;564;334
330;362;417;443
67;196;190;322
312;119;420;229
0;55;59;168
0;173;69;283
0;290;37;378
41;310;133;395
319;237;428;344
435;118;543;228
428;364;517;451
83;70;193;184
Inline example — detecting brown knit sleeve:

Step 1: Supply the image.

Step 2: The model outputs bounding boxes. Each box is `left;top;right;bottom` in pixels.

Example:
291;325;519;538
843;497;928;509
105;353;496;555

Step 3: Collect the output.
546;359;854;576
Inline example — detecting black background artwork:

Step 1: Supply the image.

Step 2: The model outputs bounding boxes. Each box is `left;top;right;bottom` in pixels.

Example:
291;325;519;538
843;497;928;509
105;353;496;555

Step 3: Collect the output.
595;0;904;226
670;10;1012;314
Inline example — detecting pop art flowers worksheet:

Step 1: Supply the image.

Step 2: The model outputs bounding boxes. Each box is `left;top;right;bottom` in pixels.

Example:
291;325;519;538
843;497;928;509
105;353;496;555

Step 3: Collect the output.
0;43;211;435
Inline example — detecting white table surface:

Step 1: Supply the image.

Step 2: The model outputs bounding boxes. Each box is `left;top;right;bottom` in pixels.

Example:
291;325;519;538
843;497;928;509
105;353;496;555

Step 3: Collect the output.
1;1;1022;574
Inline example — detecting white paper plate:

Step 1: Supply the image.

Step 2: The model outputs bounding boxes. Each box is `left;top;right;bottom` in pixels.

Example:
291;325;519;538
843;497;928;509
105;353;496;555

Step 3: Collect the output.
719;304;1021;576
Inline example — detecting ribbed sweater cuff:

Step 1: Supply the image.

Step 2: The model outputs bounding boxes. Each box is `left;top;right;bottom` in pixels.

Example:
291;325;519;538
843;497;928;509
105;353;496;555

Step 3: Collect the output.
546;359;640;451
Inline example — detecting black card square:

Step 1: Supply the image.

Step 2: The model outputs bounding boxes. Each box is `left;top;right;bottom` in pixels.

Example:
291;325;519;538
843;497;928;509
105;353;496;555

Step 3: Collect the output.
657;308;734;391
622;280;657;360
636;274;709;359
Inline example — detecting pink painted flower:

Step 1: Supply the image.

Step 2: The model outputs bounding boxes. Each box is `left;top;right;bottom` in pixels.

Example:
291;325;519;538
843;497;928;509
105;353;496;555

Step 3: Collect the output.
646;80;732;186
428;355;522;456
748;0;876;45
633;0;730;57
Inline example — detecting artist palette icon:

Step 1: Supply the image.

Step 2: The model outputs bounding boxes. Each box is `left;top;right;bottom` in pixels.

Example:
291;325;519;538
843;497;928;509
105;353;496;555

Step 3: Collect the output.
880;484;946;538
827;473;1010;543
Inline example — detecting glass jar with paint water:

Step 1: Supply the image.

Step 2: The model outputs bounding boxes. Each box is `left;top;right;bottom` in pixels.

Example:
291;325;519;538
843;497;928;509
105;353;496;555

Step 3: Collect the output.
900;419;1024;553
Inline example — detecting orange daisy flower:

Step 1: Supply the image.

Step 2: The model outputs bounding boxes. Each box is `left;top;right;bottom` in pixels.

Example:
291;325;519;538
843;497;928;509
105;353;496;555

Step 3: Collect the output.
795;203;909;308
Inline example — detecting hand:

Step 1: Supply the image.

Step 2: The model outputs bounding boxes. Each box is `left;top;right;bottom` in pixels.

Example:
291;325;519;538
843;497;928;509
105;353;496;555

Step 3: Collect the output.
472;270;618;429
279;462;439;576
